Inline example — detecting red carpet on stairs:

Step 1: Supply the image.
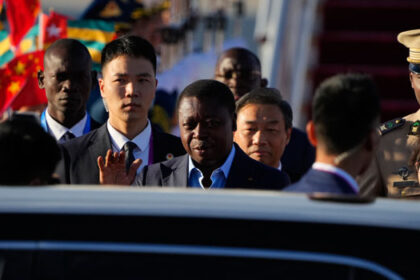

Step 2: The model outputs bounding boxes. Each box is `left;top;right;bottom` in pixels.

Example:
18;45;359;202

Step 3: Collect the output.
314;0;420;121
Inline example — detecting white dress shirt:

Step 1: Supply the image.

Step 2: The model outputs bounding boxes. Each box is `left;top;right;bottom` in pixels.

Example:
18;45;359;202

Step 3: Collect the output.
107;120;152;174
45;110;87;143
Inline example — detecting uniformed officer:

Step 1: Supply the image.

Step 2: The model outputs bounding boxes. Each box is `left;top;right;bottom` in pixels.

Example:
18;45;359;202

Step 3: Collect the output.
358;29;420;198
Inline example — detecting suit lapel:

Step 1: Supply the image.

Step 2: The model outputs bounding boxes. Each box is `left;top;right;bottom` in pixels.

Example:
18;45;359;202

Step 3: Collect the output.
87;124;113;181
152;126;168;163
226;145;257;189
161;154;189;187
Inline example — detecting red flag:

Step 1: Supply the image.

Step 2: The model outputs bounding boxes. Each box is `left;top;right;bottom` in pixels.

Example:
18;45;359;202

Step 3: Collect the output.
39;11;68;50
5;0;40;49
0;51;47;114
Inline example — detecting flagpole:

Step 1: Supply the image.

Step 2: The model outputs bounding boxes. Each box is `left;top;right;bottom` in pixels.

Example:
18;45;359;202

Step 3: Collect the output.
38;11;43;50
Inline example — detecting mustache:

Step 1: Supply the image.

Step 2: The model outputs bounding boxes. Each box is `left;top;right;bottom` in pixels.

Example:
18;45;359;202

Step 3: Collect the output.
192;140;211;149
58;95;80;102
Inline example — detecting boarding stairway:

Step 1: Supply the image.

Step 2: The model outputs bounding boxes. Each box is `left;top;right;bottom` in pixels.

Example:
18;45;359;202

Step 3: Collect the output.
314;0;420;121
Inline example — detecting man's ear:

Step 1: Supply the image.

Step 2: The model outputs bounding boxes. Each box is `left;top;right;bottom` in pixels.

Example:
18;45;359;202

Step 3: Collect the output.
285;127;292;145
306;121;317;147
98;77;105;98
38;70;45;89
260;78;268;88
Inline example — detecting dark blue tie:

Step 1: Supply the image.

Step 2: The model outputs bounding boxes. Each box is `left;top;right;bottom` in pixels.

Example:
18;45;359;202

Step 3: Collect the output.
123;141;137;173
62;131;75;142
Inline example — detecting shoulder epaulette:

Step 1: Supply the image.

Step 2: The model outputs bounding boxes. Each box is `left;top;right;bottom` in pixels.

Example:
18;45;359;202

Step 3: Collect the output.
379;118;405;135
408;120;420;135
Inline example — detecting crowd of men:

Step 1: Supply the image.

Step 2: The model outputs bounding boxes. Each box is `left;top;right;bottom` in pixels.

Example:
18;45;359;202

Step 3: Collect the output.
2;28;420;199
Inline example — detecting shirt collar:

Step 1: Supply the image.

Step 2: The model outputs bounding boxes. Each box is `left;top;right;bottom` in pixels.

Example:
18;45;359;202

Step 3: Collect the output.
278;162;282;171
188;145;236;179
45;109;87;140
107;120;152;151
312;162;359;193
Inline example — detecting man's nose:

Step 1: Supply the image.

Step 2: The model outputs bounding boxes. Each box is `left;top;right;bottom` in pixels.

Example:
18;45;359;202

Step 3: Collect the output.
62;79;78;92
194;123;208;139
252;130;268;145
125;82;139;97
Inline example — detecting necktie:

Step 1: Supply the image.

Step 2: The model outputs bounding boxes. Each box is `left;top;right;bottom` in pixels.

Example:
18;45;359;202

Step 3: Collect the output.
123;141;137;173
62;131;75;142
201;176;213;189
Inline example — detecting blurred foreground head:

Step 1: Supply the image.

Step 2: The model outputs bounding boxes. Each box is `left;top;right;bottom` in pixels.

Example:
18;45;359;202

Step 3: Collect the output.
0;117;61;185
309;73;380;174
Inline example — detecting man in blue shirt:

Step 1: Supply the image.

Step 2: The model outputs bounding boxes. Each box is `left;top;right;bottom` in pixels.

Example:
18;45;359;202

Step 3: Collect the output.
100;79;290;190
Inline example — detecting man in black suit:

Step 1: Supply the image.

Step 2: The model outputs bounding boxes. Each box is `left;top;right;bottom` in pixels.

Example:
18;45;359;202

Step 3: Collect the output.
57;36;185;184
100;79;290;190
285;74;380;195
214;47;315;182
38;39;101;143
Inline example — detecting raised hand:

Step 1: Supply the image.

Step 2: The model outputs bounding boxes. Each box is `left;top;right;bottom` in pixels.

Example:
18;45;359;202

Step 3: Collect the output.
97;149;142;185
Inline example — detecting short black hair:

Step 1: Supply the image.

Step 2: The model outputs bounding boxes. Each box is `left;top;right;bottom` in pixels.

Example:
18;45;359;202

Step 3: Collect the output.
101;35;157;73
176;79;236;116
0;118;61;185
236;88;293;130
313;73;380;154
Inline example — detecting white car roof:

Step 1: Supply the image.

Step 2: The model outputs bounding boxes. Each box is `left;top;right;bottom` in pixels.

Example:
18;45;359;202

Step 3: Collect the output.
0;186;419;230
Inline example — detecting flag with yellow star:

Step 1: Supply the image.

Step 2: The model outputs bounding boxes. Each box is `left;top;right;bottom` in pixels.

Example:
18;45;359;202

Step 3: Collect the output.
39;11;68;50
0;50;46;115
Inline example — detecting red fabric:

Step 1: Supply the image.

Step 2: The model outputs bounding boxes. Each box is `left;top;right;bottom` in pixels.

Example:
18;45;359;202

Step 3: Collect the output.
5;0;40;49
0;51;46;114
39;11;68;49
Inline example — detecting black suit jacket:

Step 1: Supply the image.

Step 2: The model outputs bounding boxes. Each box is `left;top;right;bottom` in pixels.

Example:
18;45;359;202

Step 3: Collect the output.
135;144;290;190
281;127;315;183
284;168;357;195
57;123;185;184
89;117;102;131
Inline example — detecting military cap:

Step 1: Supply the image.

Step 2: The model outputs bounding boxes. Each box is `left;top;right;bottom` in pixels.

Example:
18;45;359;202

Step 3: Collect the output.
397;29;420;74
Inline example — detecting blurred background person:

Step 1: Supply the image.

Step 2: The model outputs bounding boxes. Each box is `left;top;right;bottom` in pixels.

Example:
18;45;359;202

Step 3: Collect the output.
214;47;267;101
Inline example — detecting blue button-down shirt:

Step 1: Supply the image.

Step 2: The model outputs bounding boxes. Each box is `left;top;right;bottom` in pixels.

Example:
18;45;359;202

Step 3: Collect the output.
188;146;236;189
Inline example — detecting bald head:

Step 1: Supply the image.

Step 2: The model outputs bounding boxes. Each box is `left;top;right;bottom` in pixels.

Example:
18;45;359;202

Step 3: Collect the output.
39;39;94;128
215;48;267;100
44;39;91;68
